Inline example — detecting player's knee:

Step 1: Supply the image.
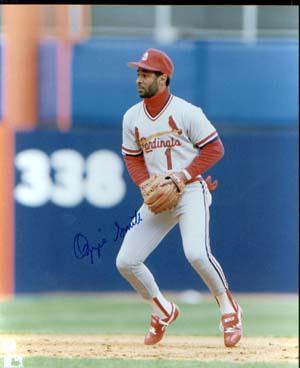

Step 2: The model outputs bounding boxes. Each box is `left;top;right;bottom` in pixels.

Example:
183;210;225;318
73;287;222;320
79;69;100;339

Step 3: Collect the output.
116;253;134;274
185;251;208;268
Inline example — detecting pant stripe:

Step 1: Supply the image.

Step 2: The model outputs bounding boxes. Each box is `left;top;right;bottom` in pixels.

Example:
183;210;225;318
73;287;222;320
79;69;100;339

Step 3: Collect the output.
206;232;227;281
211;255;228;287
201;182;228;289
153;297;170;318
206;226;228;284
207;229;228;288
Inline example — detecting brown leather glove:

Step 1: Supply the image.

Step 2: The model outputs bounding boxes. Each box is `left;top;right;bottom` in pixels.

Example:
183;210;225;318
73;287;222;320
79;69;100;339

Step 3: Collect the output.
140;173;186;214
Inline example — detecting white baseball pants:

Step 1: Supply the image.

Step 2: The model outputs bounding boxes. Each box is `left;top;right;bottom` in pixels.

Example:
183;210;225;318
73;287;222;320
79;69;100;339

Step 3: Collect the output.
116;180;228;299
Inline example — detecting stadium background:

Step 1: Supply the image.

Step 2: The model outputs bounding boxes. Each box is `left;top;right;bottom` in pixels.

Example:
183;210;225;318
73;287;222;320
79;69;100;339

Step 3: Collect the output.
0;5;298;368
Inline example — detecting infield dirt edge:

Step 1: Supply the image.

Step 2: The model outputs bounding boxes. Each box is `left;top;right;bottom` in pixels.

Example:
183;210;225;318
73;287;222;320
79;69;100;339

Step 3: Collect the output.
0;334;298;364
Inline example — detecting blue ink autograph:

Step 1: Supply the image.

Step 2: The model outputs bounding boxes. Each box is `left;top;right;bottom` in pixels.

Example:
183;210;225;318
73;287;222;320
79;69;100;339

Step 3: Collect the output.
73;209;142;264
73;229;107;265
113;209;142;242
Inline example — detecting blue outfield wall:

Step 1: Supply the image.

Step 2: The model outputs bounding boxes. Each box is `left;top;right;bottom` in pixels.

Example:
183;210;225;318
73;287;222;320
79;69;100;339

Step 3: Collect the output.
0;38;298;125
71;39;200;127
71;38;298;127
14;128;298;293
195;40;299;125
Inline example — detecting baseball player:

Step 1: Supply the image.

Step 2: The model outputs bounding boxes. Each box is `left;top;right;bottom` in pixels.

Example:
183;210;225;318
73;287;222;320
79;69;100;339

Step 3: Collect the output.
116;48;243;347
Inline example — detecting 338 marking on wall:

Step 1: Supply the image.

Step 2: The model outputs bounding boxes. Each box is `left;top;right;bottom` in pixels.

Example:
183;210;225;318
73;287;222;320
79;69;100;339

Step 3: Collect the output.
14;149;126;208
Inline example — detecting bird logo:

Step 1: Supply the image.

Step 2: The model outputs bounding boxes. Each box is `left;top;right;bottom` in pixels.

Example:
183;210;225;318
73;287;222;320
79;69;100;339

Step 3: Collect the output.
168;116;182;135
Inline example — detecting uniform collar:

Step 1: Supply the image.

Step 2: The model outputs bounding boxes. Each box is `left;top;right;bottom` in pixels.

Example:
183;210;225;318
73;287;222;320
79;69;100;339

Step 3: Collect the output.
144;88;171;118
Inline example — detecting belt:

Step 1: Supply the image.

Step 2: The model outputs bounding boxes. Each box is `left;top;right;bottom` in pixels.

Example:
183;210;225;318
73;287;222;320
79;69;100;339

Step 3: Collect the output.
186;175;203;185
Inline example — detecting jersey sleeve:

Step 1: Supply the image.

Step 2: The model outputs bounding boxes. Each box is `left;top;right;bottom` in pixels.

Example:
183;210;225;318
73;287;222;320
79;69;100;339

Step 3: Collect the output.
121;111;143;156
185;105;218;149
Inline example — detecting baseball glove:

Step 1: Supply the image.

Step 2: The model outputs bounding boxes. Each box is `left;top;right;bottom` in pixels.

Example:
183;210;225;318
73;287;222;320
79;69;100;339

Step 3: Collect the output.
140;173;186;214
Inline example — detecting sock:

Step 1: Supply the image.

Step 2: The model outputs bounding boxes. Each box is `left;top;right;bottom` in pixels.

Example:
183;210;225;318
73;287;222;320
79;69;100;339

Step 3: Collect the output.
152;290;172;319
215;290;237;315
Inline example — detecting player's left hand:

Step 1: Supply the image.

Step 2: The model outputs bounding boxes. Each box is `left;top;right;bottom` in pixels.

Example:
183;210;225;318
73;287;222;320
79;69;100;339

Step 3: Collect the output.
204;175;218;191
140;173;186;214
160;171;187;187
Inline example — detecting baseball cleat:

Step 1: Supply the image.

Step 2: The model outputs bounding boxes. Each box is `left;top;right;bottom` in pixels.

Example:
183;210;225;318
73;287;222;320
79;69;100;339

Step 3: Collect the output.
220;303;243;348
144;303;180;345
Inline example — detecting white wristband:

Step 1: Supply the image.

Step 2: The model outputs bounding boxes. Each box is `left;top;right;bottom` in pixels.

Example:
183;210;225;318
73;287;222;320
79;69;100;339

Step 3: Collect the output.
182;169;192;181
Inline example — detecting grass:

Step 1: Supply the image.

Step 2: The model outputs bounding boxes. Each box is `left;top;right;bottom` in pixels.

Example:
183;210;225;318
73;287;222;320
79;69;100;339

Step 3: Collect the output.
0;295;298;337
0;294;298;368
0;357;298;368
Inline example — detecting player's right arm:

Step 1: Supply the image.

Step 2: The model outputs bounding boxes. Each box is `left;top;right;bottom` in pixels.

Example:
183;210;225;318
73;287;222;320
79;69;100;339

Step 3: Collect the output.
122;111;150;186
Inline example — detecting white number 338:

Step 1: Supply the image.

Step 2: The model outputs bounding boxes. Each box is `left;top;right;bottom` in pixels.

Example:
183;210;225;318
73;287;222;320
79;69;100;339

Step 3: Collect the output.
14;149;126;208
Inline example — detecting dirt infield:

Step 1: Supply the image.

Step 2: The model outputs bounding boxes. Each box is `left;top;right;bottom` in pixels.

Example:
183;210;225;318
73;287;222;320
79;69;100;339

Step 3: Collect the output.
0;334;298;363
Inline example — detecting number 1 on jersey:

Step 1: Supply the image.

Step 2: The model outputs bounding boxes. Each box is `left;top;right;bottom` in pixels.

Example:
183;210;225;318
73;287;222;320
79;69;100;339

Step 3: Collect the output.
165;148;173;170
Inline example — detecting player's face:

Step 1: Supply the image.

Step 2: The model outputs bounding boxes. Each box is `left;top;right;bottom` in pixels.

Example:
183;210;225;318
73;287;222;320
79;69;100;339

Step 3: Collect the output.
136;69;159;98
